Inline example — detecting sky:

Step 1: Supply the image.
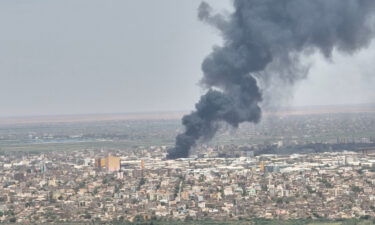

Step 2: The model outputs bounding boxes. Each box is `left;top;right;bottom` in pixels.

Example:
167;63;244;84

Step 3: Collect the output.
0;0;374;117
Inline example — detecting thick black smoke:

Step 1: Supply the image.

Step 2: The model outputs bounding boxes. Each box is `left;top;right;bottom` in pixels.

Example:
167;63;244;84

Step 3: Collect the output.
167;0;375;159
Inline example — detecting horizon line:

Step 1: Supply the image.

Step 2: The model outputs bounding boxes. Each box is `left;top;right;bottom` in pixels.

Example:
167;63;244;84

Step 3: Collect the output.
0;102;374;121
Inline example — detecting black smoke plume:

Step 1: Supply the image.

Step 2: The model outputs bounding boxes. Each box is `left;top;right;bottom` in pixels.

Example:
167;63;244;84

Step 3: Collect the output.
167;0;375;159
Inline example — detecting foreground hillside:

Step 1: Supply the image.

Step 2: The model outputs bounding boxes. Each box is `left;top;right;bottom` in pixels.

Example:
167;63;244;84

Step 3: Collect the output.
108;218;374;225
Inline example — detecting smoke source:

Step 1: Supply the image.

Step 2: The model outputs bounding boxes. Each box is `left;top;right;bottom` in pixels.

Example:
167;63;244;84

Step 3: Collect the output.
167;0;375;159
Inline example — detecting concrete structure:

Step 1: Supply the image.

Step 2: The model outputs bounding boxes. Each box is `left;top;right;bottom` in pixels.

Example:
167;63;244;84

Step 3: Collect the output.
95;155;120;172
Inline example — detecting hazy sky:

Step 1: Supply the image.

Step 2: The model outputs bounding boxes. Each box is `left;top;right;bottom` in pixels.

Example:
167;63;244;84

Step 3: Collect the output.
1;0;375;117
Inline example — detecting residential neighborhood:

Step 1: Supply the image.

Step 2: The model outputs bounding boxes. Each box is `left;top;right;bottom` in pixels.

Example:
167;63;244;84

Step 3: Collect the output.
0;148;374;223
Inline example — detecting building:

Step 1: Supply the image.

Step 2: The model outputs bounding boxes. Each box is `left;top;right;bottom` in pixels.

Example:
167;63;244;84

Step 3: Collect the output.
95;155;121;172
259;161;265;172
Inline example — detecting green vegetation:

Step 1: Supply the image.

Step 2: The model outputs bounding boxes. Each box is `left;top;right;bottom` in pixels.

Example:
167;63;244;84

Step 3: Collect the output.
351;186;364;193
2;112;375;153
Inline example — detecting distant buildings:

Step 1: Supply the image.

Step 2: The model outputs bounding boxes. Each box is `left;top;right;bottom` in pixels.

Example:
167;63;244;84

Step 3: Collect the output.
95;155;120;172
0;148;374;223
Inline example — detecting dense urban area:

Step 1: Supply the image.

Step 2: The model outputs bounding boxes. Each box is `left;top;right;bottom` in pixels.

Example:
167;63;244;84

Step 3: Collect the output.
0;110;374;224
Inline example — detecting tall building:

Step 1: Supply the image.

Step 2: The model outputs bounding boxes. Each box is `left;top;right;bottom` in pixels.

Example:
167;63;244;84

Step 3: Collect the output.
95;155;121;172
259;161;265;172
107;155;121;172
140;160;145;170
40;162;47;173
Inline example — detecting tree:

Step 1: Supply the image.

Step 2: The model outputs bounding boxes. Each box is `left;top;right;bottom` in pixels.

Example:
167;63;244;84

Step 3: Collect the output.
351;186;363;193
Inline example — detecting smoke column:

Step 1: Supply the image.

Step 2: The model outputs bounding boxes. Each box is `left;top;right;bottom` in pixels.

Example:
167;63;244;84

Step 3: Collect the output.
167;0;375;159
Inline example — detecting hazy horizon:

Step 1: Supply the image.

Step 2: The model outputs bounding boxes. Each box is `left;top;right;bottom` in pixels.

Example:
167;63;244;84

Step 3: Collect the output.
1;102;375;120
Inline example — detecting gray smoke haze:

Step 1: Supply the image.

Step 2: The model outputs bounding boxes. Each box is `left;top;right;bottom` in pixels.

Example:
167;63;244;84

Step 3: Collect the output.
167;0;375;159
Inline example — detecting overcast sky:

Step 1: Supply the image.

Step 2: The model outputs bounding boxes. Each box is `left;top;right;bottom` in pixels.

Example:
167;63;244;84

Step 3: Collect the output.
1;0;374;117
